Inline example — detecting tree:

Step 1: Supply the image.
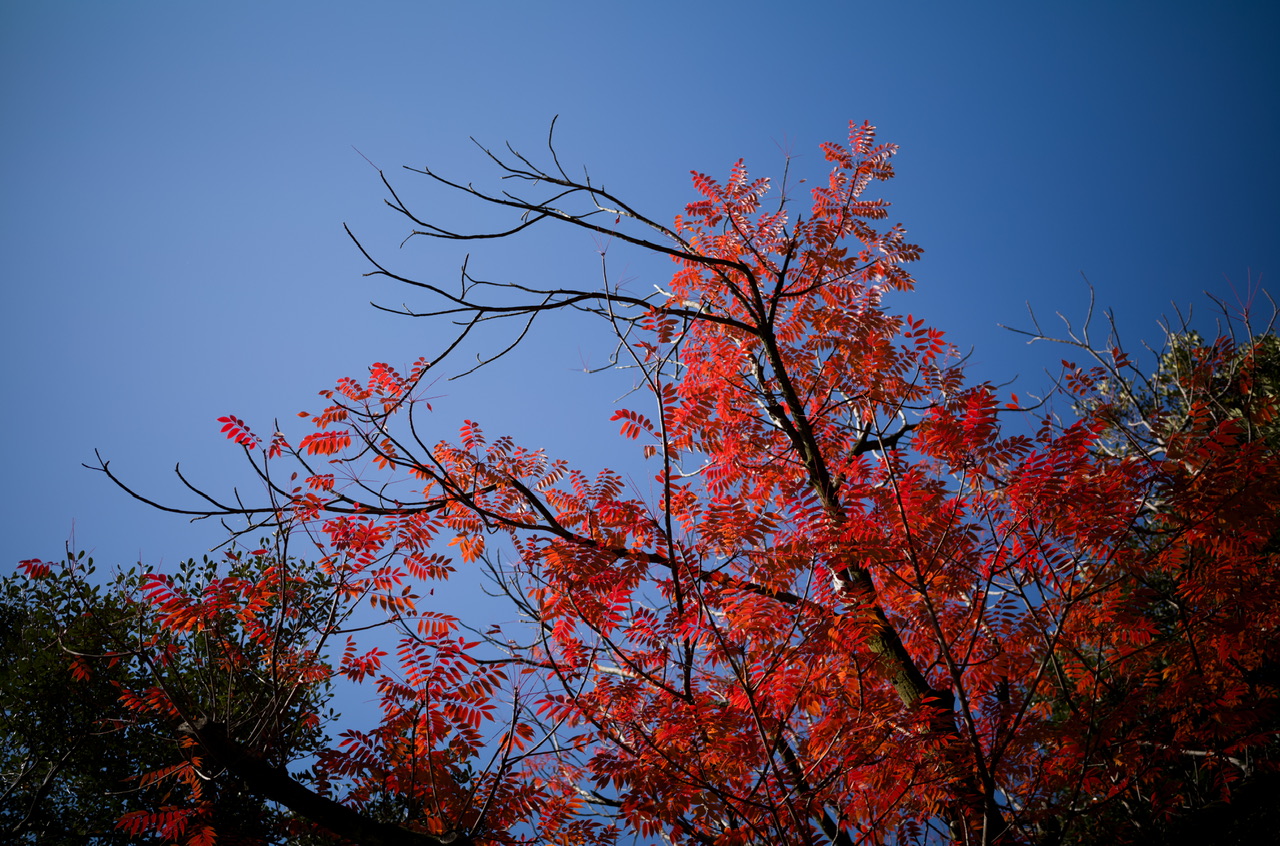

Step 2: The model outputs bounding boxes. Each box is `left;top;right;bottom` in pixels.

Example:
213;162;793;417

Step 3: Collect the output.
21;121;1280;845
1010;305;1280;843
0;562;166;845
7;551;336;845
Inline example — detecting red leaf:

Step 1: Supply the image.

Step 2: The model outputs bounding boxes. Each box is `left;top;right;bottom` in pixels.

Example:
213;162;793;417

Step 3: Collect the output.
216;415;261;449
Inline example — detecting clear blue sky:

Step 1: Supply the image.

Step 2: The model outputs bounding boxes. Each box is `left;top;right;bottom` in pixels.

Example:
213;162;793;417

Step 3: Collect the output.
2;1;1277;575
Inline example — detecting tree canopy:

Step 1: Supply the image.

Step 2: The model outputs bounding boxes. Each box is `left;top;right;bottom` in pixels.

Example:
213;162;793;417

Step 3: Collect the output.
17;122;1279;845
5;553;335;845
0;562;164;845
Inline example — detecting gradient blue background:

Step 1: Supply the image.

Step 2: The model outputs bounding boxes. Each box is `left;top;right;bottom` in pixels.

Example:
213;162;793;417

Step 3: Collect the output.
3;1;1277;579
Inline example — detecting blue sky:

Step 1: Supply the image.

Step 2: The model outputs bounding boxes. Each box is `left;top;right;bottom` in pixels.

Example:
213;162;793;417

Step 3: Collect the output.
2;1;1277;576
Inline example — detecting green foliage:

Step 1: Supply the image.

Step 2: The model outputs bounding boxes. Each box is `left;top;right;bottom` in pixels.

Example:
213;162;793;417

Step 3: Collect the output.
3;551;339;846
0;556;166;844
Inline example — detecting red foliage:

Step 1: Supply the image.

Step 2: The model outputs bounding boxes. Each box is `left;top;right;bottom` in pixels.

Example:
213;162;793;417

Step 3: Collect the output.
217;414;261;449
44;123;1280;845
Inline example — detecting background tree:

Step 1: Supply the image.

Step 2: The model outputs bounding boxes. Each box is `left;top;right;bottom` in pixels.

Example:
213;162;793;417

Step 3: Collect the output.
1010;305;1280;844
22;122;1280;845
7;550;338;845
0;561;167;845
